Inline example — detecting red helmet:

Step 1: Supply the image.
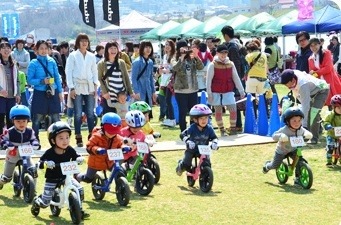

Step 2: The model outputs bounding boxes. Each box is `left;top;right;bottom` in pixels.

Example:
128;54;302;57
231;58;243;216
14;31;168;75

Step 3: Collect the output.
331;94;341;107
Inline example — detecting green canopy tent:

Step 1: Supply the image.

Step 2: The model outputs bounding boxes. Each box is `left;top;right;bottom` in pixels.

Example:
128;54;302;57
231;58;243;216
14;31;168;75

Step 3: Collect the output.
161;18;203;39
234;12;275;34
183;16;227;38
256;10;298;35
140;20;180;40
210;14;249;36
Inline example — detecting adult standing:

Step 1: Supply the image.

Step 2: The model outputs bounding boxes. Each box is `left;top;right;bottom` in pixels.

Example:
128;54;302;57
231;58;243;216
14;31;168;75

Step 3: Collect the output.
264;36;280;94
0;42;21;132
330;36;340;64
65;33;99;147
131;41;157;117
308;38;341;108
280;69;329;144
98;41;134;114
24;34;36;61
295;31;311;73
27;40;63;143
11;39;30;74
173;40;204;132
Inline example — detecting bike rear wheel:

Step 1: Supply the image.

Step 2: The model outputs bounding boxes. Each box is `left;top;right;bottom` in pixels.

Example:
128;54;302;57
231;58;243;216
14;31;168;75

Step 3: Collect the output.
135;167;155;196
23;175;35;203
115;177;130;206
298;162;313;189
199;166;214;193
148;157;161;184
332;146;341;165
13;170;21;197
50;191;61;217
91;173;105;200
276;162;289;184
68;192;82;225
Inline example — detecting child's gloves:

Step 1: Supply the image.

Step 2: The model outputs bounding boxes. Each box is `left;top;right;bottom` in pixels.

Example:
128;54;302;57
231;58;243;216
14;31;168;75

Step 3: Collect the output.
210;140;219;151
46;161;55;169
279;133;289;142
76;157;85;165
1;141;15;150
325;124;333;131
304;132;313;140
32;143;40;150
186;140;195;150
122;146;132;153
96;148;107;155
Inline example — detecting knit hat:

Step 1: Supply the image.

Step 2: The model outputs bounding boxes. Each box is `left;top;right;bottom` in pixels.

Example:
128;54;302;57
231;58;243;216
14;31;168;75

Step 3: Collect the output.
176;40;188;51
216;44;228;53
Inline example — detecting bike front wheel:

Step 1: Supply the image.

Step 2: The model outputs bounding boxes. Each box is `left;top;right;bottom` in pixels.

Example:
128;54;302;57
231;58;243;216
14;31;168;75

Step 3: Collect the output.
68;192;82;225
199;166;214;193
148;157;161;184
50;191;61;217
115;177;130;206
23;175;36;203
276;162;289;184
13;170;21;197
298;162;313;189
91;173;106;200
136;167;155;196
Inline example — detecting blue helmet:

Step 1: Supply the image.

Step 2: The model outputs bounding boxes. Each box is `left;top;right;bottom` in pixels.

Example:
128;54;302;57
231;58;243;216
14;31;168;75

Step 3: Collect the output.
9;105;31;120
101;113;122;135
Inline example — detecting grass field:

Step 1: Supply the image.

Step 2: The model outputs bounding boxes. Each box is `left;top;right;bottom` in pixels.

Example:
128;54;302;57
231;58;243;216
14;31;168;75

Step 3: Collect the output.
0;84;340;225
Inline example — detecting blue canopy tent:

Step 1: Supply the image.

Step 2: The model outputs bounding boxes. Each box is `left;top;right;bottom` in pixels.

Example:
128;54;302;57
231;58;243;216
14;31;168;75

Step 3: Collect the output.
282;5;341;34
318;15;341;33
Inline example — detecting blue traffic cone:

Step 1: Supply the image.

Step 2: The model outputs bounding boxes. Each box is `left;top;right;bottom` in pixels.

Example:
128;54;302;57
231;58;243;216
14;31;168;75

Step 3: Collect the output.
200;91;207;105
171;95;179;124
257;94;269;136
244;93;256;134
268;93;280;136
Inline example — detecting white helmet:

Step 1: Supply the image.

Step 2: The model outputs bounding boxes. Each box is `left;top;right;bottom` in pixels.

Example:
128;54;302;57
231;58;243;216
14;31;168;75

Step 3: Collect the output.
125;110;146;128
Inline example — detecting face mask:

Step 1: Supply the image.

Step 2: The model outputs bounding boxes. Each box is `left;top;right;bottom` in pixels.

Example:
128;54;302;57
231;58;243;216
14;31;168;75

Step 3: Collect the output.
26;38;34;44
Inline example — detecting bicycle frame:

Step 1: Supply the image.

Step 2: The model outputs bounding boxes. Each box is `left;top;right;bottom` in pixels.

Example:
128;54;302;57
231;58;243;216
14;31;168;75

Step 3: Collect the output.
331;138;341;162
186;154;207;181
278;147;303;177
94;160;124;192
126;153;144;182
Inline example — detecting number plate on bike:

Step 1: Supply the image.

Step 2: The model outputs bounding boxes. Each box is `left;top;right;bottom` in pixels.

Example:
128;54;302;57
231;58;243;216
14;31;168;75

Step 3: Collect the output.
198;145;211;156
334;127;341;137
107;148;124;161
60;161;80;175
136;142;149;154
289;136;305;147
18;145;34;156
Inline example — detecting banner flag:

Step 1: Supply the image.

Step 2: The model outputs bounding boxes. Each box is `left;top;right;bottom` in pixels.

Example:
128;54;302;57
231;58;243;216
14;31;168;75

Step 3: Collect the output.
297;0;314;20
1;14;10;37
103;0;120;26
79;0;96;28
10;13;20;38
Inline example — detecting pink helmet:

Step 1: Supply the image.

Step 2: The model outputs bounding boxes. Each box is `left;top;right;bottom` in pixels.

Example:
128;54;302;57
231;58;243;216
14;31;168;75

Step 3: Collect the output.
331;94;341;107
189;104;212;117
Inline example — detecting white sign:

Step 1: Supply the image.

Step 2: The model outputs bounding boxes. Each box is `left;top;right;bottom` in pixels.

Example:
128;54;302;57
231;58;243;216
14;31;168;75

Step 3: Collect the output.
107;148;124;161
136;142;149;154
60;161;80;175
18;145;34;156
290;136;305;147
334;126;341;137
198;145;211;156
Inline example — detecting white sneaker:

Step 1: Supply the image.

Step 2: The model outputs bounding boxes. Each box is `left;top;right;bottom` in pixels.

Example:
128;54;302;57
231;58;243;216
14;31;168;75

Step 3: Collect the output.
67;118;74;127
162;119;176;127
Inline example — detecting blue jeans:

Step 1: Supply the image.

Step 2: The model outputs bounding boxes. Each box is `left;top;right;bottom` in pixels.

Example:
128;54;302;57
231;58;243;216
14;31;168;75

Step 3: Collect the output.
32;113;60;140
20;92;29;107
73;94;95;135
175;92;198;132
158;94;166;119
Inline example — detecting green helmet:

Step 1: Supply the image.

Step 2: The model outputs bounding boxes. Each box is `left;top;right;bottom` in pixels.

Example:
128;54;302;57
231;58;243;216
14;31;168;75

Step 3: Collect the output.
130;101;151;113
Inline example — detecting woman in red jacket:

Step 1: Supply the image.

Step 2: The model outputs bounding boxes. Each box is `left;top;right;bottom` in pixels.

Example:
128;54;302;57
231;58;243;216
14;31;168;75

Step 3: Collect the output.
308;38;341;108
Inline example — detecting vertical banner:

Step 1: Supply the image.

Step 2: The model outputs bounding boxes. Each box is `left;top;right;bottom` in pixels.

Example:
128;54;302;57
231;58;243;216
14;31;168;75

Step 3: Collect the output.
1;14;10;37
103;0;120;25
297;0;314;20
10;13;20;38
79;0;96;28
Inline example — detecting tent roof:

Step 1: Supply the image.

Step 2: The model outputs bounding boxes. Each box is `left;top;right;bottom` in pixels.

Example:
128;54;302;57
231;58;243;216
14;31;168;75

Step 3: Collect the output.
210;14;249;36
184;16;227;38
235;12;275;33
319;15;341;32
120;10;161;30
257;10;298;34
161;18;203;39
140;20;180;40
282;5;341;34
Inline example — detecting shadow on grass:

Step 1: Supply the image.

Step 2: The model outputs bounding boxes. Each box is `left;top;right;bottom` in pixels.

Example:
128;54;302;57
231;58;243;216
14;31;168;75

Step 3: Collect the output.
33;213;79;225
177;185;221;196
84;198;132;211
326;165;341;172
264;182;316;194
0;195;27;208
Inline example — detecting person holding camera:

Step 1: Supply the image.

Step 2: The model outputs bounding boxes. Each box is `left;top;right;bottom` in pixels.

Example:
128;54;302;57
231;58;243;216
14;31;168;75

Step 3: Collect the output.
172;40;204;132
27;40;63;146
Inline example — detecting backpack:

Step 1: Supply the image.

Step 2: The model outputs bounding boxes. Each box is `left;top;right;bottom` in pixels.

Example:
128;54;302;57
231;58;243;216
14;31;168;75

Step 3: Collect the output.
226;42;249;78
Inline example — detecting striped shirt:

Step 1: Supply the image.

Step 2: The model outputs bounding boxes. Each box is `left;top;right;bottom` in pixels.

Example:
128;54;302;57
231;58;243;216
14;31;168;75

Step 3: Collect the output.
106;61;126;103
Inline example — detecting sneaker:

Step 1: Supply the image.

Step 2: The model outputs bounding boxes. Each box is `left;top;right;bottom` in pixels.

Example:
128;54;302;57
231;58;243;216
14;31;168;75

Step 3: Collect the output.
307;138;318;145
67;118;74;128
236;127;243;132
162;119;176;127
294;177;301;186
326;161;333;167
33;196;48;208
153;132;161;138
263;161;271;174
227;127;238;135
176;160;184;176
220;128;228;137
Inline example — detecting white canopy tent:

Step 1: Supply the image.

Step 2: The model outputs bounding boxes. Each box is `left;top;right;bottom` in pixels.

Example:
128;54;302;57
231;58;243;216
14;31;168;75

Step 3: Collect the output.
96;11;161;41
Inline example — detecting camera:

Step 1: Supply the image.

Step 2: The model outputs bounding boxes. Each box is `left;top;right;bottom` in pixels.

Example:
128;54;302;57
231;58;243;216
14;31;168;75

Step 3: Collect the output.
46;89;53;98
